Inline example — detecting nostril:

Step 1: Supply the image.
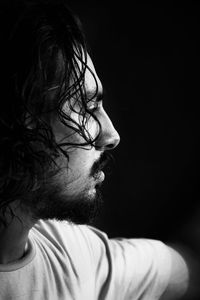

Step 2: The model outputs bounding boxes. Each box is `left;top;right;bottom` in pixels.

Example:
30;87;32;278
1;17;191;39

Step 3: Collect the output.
95;124;120;151
105;136;120;150
106;143;115;150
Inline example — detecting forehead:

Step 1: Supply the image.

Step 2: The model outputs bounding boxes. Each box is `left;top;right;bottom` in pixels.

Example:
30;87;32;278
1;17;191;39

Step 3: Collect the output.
79;52;103;96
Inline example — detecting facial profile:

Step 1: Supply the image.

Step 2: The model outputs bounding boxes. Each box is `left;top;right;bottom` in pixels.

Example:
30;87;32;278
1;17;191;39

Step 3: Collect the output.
23;51;120;225
0;1;120;226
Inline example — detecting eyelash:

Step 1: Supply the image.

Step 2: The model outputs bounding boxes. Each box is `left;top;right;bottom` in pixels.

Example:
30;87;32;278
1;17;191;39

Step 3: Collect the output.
88;106;99;113
87;102;101;113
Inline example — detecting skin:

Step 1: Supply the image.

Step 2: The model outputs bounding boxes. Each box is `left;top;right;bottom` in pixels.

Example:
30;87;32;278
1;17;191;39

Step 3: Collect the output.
52;53;120;200
0;50;195;300
0;53;120;264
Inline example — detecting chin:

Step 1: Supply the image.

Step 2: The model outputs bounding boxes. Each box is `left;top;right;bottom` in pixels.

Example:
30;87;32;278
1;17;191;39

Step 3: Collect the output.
87;187;98;199
28;181;103;225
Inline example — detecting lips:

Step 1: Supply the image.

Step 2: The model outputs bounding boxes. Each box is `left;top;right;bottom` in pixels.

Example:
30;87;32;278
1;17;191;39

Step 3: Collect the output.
93;170;105;182
90;151;112;178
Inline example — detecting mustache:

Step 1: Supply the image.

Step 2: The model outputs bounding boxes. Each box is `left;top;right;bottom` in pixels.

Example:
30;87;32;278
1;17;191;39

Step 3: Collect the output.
90;151;113;176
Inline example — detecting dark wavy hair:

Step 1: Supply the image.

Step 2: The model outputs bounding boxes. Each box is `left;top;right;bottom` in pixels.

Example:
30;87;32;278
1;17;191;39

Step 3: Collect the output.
0;0;101;220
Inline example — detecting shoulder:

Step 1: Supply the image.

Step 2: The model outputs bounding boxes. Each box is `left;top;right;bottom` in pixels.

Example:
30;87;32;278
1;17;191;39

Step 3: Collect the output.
31;220;180;299
31;220;110;280
31;220;108;257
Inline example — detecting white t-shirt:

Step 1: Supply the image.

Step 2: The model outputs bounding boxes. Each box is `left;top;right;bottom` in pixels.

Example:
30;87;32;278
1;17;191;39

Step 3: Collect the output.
0;220;171;299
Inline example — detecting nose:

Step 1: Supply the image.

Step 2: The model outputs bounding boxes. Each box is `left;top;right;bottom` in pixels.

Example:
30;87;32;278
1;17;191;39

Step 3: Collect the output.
95;108;120;151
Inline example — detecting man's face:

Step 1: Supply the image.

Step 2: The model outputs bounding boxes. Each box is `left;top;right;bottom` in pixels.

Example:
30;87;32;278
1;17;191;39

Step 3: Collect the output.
53;54;120;198
28;53;120;224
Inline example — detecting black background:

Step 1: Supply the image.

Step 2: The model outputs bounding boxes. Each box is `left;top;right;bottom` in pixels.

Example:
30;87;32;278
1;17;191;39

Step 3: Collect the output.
68;1;200;242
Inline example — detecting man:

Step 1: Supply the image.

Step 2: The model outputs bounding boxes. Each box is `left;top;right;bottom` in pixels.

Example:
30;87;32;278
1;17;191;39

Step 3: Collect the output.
0;1;199;299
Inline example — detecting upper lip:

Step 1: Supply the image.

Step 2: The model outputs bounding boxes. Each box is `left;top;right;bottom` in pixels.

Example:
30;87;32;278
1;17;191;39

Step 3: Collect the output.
98;160;107;170
97;155;110;171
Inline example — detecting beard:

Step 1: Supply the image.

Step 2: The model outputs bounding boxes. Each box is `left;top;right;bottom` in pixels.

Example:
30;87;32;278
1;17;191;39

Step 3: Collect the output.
29;183;103;225
21;151;111;225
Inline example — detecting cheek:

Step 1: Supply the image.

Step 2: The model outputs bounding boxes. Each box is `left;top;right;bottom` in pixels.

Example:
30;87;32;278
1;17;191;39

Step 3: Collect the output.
58;147;92;175
68;148;92;170
85;116;100;141
67;105;100;142
53;113;99;146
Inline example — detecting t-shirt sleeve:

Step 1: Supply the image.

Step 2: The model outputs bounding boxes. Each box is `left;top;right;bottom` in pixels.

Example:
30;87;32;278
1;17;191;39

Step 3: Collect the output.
83;226;172;300
34;220;172;300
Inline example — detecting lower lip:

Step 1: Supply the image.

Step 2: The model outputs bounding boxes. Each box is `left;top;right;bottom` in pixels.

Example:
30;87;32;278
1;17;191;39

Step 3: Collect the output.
94;171;105;182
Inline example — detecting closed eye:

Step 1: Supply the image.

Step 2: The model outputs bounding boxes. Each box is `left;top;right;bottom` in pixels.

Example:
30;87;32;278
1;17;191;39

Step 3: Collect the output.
87;100;102;113
85;88;104;112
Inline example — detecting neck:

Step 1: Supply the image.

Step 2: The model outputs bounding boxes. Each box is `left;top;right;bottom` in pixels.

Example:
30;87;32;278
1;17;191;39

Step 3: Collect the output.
0;202;35;264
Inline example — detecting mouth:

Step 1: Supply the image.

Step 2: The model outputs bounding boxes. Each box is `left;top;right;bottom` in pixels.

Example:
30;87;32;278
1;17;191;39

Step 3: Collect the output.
90;152;112;179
